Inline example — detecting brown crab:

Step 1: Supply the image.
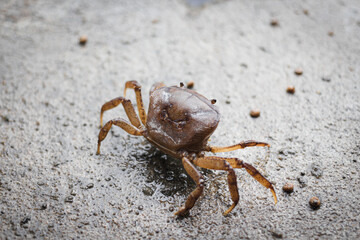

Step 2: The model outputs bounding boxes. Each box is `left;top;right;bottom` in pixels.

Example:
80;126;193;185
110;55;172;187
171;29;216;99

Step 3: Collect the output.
97;81;277;216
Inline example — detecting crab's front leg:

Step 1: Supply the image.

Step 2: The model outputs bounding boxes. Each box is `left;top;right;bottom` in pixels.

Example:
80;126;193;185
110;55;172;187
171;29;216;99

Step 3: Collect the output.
97;118;142;155
124;80;147;125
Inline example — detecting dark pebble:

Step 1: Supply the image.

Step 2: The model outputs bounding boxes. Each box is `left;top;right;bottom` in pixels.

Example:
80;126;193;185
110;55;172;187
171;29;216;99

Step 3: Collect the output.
286;86;295;94
309;196;321;209
322;77;331;82
86;183;94;189
250;110;260;118
65;196;74;203
40;203;47;210
294;68;303;75
20;216;31;226
271;229;283;238
79;36;87;46
186;81;194;89
169;206;174;212
138;205;144;211
270;19;279;27
282;183;294;193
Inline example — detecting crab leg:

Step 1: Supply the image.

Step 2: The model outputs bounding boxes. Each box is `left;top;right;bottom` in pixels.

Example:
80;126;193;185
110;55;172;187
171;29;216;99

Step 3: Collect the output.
175;157;204;216
226;157;277;203
198;156;277;206
193;156;239;215
100;97;141;129
124;80;147;125
97;118;142;155
149;82;166;95
207;140;270;153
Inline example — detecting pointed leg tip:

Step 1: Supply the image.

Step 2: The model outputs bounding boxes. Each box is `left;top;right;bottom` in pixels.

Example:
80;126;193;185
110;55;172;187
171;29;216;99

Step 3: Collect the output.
222;211;230;216
174;207;189;217
223;204;236;216
270;188;278;204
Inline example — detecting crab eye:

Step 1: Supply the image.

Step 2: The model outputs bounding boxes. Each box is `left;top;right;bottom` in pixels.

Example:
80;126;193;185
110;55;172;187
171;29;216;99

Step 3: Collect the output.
179;82;184;87
211;99;217;104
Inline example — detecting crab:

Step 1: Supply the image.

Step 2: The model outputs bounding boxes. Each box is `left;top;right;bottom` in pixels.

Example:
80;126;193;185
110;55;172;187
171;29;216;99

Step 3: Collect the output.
97;81;277;216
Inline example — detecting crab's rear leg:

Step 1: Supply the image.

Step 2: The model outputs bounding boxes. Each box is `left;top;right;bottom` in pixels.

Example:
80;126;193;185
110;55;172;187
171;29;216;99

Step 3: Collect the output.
193;156;239;215
202;157;277;204
206;140;270;153
175;157;204;216
124;80;147;125
97;118;142;155
228;157;277;204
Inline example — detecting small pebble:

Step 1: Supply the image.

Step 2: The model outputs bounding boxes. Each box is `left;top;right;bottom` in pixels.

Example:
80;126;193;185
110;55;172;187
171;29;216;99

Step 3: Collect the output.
40;203;47;210
142;186;155;196
294;68;303;76
303;9;309;15
250;110;260;118
328;31;334;37
321;77;331;82
86;183;94;189
186;81;194;89
79;36;87;46
20;216;31;226
286;86;295;94
297;176;307;188
169;206;174;212
65;196;74;203
138;205;144;211
271;229;283;239
311;163;323;178
309;196;321;209
282;183;294;193
1;115;10;122
270;19;279;27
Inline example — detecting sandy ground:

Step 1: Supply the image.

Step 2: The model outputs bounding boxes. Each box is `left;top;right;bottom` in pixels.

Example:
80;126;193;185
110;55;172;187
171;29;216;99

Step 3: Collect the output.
1;0;360;239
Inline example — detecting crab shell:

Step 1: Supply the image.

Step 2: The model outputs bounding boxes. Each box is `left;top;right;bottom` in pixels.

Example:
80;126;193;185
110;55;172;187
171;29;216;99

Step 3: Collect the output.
145;86;220;153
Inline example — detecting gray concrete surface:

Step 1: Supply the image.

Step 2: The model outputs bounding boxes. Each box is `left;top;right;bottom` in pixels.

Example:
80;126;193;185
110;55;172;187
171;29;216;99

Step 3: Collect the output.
1;0;360;239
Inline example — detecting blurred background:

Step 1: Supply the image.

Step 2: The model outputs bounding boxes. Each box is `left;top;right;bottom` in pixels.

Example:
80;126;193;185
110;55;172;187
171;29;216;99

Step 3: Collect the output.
1;0;359;239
